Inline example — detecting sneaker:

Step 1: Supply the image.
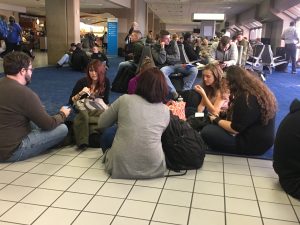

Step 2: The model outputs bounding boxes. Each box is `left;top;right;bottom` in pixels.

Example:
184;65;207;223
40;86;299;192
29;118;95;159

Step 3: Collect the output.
56;63;62;69
78;144;88;151
292;71;297;74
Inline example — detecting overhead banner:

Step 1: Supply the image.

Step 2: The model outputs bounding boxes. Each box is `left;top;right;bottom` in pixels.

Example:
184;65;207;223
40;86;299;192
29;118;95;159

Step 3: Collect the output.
107;18;118;56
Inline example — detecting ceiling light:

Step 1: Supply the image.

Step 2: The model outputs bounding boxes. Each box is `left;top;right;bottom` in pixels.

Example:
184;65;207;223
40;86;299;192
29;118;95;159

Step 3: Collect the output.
192;13;225;21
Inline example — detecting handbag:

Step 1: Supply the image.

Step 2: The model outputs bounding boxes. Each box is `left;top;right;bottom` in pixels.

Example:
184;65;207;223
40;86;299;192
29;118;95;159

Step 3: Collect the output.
166;100;186;121
74;97;108;112
186;114;211;132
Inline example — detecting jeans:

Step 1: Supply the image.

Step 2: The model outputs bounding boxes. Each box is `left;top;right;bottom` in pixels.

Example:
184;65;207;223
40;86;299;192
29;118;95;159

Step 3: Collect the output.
100;125;117;153
160;64;198;93
201;124;237;153
285;43;297;72
118;60;134;72
57;54;70;66
4;124;68;162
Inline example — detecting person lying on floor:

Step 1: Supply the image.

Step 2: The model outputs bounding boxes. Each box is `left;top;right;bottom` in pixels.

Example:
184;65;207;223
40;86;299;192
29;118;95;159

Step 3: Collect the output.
69;59;110;150
201;65;277;155
98;67;170;179
186;63;229;118
0;52;71;162
273;98;300;200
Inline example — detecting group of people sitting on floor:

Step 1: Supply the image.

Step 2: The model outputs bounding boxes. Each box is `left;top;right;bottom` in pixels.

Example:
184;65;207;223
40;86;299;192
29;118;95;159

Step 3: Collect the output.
0;27;299;199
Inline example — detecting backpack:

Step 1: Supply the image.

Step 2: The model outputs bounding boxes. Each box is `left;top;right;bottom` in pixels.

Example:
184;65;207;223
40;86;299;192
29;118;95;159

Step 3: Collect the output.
111;63;137;93
161;114;206;172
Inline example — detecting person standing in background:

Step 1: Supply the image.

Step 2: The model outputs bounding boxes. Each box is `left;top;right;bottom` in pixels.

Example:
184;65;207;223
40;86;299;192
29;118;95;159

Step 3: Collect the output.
0;15;8;51
0;16;22;58
281;21;299;74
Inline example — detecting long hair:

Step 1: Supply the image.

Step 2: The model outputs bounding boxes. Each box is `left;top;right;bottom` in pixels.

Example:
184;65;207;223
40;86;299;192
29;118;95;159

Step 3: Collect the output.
135;67;168;103
202;63;227;99
226;66;277;125
86;59;106;96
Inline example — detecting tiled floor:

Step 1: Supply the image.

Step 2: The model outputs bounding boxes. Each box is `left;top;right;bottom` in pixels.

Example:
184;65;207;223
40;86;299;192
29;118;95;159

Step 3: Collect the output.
0;146;299;225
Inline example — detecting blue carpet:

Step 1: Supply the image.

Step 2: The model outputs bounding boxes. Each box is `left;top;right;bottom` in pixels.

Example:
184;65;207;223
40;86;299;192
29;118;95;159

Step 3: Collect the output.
1;58;299;160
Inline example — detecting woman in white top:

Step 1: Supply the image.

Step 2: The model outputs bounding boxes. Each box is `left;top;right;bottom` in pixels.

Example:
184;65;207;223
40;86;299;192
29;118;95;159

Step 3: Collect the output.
194;63;229;116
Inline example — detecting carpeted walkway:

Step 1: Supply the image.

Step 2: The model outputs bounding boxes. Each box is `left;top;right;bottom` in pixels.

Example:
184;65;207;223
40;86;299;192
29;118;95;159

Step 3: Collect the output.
1;57;300;159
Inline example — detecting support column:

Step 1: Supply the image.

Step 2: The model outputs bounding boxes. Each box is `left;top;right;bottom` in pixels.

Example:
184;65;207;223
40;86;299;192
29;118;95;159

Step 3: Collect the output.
45;0;80;65
147;9;154;34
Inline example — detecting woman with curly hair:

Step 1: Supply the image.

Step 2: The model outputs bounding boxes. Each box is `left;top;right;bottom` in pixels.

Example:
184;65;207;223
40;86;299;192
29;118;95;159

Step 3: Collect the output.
201;65;277;155
194;63;229;116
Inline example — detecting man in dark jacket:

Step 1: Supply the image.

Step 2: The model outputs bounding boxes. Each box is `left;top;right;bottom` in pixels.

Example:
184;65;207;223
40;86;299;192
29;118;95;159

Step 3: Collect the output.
183;32;200;62
70;43;89;72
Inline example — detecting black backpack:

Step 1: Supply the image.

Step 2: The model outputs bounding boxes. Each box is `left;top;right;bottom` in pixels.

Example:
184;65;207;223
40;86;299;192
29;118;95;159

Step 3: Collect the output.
111;63;137;93
162;114;206;172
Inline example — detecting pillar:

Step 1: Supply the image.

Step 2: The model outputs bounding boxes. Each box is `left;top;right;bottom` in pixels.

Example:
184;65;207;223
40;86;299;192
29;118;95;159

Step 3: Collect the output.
45;0;80;65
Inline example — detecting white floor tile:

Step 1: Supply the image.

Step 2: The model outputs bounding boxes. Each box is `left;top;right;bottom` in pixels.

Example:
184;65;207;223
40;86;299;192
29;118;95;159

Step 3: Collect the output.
153;204;189;225
111;216;149;225
97;182;132;198
263;218;300;225
224;173;253;186
0;203;46;224
29;163;63;175
24;154;51;163
196;170;223;183
168;170;196;180
164;177;194;192
39;176;76;191
0;185;33;201
12;173;49;187
32;207;79;225
21;188;62;206
52;192;93;210
0;170;23;184
0;221;18;225
194;180;224;196
226;197;260;217
135;178;166;188
290;205;300;221
192;193;224;212
128;186;162;203
204;154;223;163
250;167;278;178
252;176;282;190
256;188;290;204
55;146;80;157
107;178;136;185
288;195;300;206
85;196;123;214
0;163;11;170
224;164;250;175
68;179;104;194
259;202;298;222
77;149;103;159
226;213;263;225
73;212;113;225
189;208;225;225
54;165;88;178
248;159;273;168
67;157;98;168
223;156;248;165
0;200;15;216
201;161;223;172
118;199;156;220
91;159;106;169
43;155;74;165
225;184;257;200
159;189;192;207
4;162;39;172
80;168;109;181
150;222;177;225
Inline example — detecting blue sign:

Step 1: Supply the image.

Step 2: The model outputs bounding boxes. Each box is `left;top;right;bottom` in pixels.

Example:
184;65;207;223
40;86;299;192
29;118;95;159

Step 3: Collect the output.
107;18;118;56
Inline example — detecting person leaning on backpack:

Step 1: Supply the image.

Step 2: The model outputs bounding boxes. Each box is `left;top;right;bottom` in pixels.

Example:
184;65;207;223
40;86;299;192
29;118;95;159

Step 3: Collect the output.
98;67;170;179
